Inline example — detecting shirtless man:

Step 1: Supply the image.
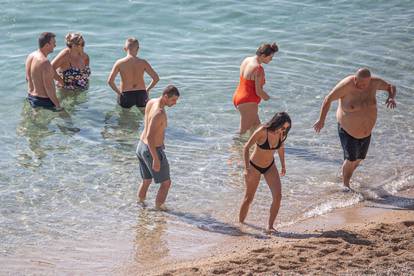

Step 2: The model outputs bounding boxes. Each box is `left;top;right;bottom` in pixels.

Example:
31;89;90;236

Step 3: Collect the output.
313;68;396;188
107;37;159;112
136;85;180;209
25;32;62;110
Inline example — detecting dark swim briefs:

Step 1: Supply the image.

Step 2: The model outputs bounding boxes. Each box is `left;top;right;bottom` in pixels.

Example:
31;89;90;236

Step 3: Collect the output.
118;90;148;108
136;141;170;183
27;94;56;109
338;123;371;161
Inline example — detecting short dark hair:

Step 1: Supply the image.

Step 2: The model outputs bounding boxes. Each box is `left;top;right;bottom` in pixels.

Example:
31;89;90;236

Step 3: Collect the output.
162;85;180;97
356;68;371;79
256;42;278;57
38;32;56;48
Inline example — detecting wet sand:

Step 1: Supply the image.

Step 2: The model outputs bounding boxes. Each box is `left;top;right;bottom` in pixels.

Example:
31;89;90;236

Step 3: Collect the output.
146;189;414;275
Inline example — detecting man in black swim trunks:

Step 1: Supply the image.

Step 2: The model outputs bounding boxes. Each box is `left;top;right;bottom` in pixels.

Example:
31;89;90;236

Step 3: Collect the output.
25;32;63;111
313;68;397;188
107;37;159;113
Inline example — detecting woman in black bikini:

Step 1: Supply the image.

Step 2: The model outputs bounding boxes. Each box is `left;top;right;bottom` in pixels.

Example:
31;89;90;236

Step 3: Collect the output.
239;112;291;233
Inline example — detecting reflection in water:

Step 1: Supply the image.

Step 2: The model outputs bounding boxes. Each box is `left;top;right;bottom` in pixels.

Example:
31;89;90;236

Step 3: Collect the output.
102;107;143;151
133;209;169;263
16;99;80;168
57;88;88;113
102;108;143;137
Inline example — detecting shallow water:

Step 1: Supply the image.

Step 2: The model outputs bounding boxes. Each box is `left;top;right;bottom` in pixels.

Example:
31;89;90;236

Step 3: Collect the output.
1;0;413;273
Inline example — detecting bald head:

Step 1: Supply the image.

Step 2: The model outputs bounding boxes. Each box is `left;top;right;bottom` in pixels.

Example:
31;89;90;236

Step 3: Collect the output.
356;68;371;79
354;68;372;89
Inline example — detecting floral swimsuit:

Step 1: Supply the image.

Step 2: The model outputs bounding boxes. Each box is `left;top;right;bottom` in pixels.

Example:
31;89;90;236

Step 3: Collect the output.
59;57;91;90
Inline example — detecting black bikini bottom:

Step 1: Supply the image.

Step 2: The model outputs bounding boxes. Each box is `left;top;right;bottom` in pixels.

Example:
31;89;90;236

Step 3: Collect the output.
249;159;275;174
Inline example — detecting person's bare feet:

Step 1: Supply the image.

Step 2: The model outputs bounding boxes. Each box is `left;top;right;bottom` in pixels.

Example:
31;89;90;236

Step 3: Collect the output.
265;226;277;234
342;183;356;193
155;203;168;211
137;197;146;206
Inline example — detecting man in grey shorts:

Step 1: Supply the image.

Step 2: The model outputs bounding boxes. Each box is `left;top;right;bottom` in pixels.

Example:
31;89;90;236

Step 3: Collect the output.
136;85;180;209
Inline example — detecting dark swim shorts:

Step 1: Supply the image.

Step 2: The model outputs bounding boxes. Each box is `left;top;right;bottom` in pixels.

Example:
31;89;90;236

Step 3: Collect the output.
119;90;148;108
338;123;371;161
136;141;170;183
27;94;56;109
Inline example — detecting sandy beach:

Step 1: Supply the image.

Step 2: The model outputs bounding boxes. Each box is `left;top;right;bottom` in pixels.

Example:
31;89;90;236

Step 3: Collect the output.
146;189;414;276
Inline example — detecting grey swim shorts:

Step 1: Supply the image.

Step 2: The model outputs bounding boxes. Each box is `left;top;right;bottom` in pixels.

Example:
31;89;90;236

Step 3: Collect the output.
136;141;170;183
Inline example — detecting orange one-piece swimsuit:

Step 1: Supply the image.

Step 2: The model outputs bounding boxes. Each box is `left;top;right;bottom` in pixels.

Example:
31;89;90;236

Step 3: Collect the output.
232;65;265;107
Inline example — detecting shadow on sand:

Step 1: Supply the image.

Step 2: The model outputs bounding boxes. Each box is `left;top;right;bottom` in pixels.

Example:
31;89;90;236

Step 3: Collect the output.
164;209;270;240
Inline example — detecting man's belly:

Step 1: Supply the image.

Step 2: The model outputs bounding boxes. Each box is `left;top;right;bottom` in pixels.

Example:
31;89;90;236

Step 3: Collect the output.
337;107;377;139
140;137;165;148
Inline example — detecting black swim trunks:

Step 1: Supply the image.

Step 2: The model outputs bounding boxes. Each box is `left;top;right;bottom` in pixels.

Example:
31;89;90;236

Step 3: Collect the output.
119;90;148;108
27;94;56;109
338;123;371;161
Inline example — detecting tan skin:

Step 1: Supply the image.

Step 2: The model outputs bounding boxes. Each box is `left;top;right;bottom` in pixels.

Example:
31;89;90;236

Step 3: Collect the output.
313;72;396;188
25;37;62;109
51;38;89;85
107;42;159;112
137;95;179;208
237;54;273;134
239;122;289;233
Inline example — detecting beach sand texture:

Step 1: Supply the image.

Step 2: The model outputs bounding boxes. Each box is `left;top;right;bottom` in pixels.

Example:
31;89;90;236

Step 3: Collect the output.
149;190;414;276
160;221;414;275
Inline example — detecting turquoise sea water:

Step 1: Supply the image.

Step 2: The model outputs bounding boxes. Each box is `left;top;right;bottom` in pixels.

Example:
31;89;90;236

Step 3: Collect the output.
1;0;413;273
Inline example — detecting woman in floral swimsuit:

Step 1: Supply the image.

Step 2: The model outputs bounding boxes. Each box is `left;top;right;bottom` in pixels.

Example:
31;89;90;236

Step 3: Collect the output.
52;33;91;91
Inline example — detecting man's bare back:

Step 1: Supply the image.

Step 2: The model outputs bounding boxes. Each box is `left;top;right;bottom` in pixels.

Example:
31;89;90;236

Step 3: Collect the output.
116;56;148;92
26;51;54;98
140;98;167;147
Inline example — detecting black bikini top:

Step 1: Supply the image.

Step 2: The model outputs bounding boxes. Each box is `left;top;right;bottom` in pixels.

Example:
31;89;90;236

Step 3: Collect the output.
257;130;283;150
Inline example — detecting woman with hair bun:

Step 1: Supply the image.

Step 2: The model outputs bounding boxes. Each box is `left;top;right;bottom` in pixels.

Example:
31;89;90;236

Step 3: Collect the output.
233;42;278;134
52;33;91;90
239;112;291;233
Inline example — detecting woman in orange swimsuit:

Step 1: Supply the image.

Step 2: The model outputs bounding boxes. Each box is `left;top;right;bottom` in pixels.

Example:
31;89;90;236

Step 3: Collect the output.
233;43;278;134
